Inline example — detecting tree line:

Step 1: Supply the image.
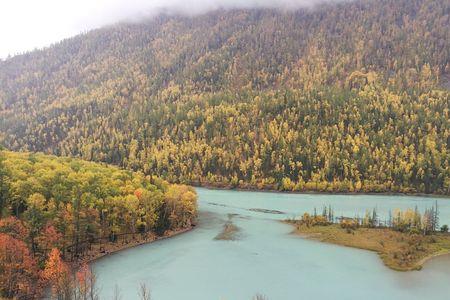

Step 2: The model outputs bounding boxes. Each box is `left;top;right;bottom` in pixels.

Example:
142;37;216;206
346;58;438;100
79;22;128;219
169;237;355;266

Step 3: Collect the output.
297;202;448;235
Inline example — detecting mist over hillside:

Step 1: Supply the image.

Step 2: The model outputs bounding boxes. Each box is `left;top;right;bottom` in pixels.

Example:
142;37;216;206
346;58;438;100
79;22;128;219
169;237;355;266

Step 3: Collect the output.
0;0;449;194
114;0;350;18
0;0;348;58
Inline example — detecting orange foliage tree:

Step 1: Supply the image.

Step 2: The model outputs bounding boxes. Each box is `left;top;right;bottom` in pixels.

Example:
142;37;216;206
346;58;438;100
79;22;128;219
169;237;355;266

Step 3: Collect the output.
42;248;73;299
37;223;63;255
0;233;40;299
76;263;99;300
0;216;29;240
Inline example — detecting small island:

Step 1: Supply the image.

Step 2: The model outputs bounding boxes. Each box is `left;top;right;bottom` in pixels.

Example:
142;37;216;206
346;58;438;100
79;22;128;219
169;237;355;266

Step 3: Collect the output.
215;214;241;241
287;205;450;271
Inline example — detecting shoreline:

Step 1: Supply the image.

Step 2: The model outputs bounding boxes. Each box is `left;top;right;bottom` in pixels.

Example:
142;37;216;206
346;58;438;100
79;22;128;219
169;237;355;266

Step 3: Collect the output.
70;226;194;268
415;250;450;270
285;221;450;272
194;184;450;199
320;236;450;271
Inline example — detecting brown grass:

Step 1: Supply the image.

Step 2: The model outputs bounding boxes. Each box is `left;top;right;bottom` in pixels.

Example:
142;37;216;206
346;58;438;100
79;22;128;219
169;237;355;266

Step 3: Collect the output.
289;223;450;271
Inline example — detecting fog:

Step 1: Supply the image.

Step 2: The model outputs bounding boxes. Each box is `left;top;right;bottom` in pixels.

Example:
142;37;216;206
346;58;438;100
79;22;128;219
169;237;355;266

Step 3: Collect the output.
0;0;345;59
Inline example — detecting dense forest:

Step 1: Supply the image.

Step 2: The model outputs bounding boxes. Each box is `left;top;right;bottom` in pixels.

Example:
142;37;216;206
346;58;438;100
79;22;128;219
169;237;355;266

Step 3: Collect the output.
0;0;449;194
0;149;197;299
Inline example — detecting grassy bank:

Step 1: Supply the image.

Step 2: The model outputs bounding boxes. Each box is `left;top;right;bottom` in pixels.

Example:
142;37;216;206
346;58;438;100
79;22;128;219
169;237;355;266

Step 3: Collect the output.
288;223;450;271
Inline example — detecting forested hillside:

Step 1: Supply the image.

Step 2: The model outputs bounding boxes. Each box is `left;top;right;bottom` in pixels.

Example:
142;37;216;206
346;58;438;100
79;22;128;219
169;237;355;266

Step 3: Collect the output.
0;150;197;299
0;0;449;194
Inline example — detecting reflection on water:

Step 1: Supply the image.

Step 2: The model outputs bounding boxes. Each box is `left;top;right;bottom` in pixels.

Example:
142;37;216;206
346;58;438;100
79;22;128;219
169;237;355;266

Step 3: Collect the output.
93;188;450;300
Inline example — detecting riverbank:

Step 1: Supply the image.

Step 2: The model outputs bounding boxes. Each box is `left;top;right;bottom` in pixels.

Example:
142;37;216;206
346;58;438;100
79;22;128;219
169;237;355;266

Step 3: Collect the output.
70;226;195;268
287;222;450;271
195;184;450;199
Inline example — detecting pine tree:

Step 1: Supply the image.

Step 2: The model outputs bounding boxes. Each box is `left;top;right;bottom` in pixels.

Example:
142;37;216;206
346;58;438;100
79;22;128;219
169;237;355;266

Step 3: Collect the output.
388;210;393;228
322;205;327;218
433;200;439;232
371;208;378;227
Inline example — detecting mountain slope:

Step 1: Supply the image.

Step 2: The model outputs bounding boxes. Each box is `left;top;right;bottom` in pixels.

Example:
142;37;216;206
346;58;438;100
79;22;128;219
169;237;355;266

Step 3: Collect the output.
0;0;449;194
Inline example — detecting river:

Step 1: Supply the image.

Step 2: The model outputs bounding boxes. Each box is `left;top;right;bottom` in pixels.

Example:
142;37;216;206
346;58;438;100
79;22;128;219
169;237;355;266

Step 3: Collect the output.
92;188;450;300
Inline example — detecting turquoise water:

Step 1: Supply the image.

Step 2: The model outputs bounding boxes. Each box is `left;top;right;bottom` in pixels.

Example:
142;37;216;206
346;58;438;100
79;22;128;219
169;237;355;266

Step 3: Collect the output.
92;188;450;300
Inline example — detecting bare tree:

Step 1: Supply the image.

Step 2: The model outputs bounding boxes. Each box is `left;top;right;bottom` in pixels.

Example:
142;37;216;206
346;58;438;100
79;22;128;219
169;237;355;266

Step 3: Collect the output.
74;265;99;300
112;284;122;300
87;270;99;300
434;200;439;232
138;283;151;300
253;293;268;300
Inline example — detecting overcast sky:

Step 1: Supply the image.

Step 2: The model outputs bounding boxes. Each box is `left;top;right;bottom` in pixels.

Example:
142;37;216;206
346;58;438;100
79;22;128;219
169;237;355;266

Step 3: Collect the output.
0;0;336;59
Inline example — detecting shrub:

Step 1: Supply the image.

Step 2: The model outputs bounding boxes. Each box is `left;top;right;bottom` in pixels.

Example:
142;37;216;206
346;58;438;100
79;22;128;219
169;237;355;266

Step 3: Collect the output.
340;218;358;230
409;228;421;235
299;213;331;227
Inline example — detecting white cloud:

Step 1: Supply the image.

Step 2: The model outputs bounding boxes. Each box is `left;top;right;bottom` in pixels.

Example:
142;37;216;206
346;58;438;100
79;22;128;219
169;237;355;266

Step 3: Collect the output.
0;0;339;59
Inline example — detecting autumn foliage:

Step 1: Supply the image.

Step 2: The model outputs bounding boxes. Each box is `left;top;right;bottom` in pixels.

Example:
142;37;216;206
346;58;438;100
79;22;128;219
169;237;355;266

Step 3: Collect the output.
0;151;197;299
0;0;448;195
75;263;99;300
42;248;72;299
37;224;63;253
0;233;40;299
0;216;29;240
41;249;99;300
